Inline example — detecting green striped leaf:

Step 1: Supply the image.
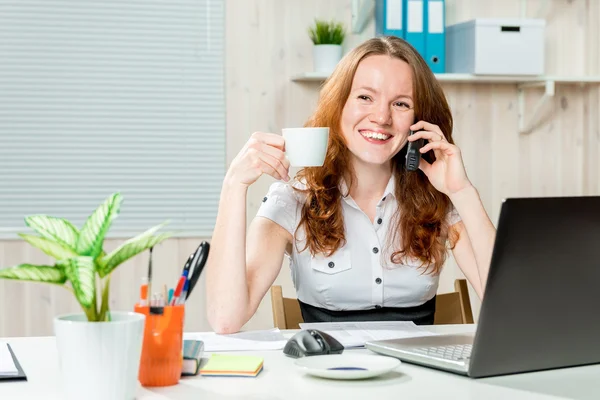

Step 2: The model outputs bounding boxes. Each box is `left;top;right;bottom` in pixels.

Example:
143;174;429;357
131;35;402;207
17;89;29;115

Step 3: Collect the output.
98;276;111;322
76;193;123;258
96;221;169;276
0;264;67;284
98;229;173;278
58;257;96;308
135;220;169;239
24;215;79;251
18;233;79;261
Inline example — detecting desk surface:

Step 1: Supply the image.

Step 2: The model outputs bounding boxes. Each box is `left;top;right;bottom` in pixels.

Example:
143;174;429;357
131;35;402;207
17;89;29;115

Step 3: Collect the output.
1;324;598;400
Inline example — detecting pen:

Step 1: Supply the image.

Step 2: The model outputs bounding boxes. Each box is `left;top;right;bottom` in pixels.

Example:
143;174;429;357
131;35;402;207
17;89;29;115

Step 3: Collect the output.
178;279;190;305
147;247;153;305
150;293;166;307
148;247;164;315
149;293;164;316
139;277;149;306
171;275;186;306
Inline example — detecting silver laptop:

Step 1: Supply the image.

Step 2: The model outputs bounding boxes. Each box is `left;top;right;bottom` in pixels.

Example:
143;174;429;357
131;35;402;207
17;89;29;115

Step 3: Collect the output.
366;196;600;378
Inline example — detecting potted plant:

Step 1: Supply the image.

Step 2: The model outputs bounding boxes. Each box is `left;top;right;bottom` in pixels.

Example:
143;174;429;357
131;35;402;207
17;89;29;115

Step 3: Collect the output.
0;192;172;400
308;19;346;73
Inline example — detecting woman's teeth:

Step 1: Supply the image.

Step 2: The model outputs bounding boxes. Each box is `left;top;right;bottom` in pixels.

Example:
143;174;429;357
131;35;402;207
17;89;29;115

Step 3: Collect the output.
360;131;391;141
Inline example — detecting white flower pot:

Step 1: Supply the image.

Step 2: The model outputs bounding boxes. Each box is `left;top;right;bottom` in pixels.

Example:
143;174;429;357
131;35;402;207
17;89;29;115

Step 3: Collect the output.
54;311;145;400
313;44;343;73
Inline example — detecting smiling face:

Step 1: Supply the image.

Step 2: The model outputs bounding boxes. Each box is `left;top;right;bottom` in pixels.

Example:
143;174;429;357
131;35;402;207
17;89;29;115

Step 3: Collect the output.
340;54;415;169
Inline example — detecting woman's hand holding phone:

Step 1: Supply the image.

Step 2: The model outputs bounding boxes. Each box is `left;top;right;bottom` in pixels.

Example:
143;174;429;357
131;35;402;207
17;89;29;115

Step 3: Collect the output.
407;121;472;197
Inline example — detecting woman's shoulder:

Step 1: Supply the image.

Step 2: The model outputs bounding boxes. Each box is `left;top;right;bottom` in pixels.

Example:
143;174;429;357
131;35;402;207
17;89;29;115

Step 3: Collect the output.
264;178;308;203
257;179;308;236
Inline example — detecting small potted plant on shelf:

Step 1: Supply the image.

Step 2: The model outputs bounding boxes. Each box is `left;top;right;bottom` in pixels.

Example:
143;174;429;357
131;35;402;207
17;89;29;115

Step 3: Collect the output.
0;192;172;400
308;18;346;73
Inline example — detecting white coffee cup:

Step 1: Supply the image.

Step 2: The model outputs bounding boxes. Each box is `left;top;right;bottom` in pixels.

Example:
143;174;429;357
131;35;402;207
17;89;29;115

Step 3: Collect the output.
282;127;329;167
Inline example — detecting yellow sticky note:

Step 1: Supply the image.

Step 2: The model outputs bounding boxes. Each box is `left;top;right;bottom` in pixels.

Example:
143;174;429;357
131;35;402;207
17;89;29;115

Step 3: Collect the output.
200;354;264;377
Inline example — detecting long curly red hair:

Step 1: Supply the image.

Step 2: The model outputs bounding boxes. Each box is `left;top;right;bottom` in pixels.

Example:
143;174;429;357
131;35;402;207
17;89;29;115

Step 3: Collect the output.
294;36;458;275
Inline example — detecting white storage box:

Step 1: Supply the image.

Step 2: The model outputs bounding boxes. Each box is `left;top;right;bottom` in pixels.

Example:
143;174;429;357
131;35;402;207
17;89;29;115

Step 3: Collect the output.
446;18;546;75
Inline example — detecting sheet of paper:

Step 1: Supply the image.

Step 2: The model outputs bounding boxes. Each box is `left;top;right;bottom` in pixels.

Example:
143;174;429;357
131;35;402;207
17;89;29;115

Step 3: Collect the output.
184;329;288;352
0;342;18;376
298;321;436;348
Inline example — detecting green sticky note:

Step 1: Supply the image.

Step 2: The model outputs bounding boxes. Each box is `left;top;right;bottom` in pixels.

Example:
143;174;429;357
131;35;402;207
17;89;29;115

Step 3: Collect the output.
200;354;264;376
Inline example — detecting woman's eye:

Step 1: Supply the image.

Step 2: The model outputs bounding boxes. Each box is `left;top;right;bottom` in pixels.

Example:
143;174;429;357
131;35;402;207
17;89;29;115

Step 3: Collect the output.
395;102;411;109
358;95;371;101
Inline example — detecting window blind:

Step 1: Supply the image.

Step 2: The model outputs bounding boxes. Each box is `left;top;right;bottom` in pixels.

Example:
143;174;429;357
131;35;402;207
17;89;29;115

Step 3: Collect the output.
0;0;225;238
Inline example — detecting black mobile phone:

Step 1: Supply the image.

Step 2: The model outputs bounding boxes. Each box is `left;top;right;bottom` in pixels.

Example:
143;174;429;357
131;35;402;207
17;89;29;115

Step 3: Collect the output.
405;130;424;172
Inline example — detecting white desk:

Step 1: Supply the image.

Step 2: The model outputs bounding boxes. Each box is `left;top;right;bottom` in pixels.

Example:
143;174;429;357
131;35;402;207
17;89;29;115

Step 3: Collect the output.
1;324;598;400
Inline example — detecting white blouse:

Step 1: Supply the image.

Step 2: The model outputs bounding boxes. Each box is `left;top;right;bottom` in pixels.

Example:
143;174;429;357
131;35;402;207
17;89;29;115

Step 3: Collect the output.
255;175;462;311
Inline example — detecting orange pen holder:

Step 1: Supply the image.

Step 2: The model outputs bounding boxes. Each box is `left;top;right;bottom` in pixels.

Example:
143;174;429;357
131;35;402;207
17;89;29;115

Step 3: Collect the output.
134;304;185;387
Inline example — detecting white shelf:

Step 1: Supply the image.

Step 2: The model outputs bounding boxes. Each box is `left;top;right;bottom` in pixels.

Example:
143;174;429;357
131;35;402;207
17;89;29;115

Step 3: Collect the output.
291;72;600;84
290;72;330;82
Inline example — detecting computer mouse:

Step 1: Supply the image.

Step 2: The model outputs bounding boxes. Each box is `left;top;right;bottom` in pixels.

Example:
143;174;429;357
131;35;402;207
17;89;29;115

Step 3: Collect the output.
283;329;344;358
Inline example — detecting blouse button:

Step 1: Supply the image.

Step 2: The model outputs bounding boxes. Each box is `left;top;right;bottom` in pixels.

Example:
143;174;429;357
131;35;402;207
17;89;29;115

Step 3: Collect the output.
328;261;335;268
372;247;379;254
382;196;387;201
375;278;382;284
262;196;267;202
377;218;382;224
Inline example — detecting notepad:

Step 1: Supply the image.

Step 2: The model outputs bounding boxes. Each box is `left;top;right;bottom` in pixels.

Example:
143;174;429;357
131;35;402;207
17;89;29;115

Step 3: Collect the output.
0;342;27;381
199;354;263;377
0;342;18;376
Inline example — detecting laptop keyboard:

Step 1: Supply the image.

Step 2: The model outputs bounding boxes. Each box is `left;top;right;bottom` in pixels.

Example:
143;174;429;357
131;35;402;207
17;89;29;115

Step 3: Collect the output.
411;344;472;362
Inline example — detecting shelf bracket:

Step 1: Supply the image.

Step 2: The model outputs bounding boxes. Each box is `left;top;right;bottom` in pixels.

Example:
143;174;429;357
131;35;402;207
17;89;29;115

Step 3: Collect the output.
351;0;374;34
518;80;555;134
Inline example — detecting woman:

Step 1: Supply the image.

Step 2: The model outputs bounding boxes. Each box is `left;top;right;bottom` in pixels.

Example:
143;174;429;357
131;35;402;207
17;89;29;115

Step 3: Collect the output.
206;36;496;334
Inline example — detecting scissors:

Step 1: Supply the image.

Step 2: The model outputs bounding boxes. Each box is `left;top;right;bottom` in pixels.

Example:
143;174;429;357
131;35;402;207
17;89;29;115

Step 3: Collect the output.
185;241;210;300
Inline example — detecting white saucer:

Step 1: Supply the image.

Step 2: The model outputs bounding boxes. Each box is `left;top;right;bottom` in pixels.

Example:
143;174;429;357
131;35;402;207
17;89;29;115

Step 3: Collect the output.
294;354;401;380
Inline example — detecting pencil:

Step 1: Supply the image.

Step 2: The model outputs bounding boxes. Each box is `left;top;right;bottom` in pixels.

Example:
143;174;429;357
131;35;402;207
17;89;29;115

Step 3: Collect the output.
147;247;153;306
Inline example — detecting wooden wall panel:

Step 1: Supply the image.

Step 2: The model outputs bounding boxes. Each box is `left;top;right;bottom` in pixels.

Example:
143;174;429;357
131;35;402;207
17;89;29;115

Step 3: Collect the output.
2;0;599;336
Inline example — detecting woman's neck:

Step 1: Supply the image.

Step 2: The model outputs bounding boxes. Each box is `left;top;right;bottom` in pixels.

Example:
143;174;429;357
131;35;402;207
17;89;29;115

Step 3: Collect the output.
347;158;393;204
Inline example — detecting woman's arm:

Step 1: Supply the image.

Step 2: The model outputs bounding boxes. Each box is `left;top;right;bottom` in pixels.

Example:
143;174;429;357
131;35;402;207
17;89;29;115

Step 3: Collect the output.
205;180;291;333
448;186;496;298
406;121;496;298
205;132;292;333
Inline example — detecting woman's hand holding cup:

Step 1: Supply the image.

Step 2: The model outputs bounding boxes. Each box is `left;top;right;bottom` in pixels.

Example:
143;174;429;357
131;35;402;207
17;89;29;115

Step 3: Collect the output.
226;132;291;188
